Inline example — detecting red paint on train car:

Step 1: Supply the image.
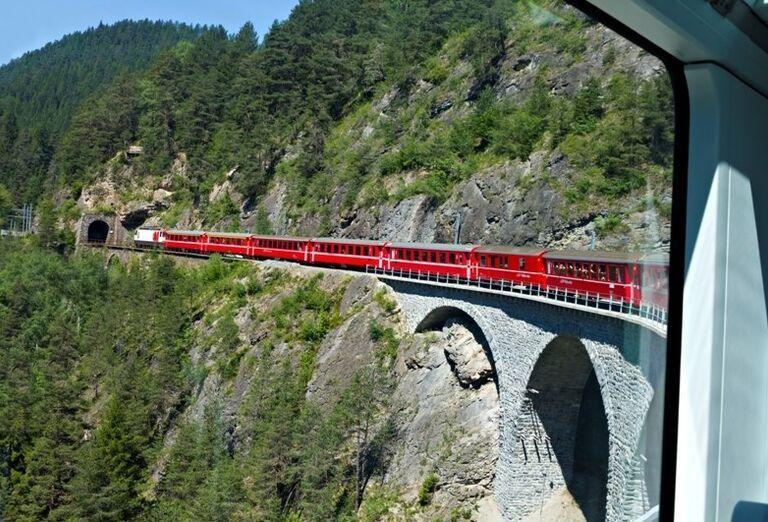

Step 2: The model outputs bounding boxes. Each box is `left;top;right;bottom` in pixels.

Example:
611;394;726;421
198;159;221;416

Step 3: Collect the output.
386;242;476;279
164;230;207;253
250;236;308;262
145;228;668;312
474;246;548;286
310;238;388;269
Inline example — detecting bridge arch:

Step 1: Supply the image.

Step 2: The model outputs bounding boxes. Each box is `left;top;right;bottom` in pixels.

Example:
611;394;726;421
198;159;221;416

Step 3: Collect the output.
387;281;659;520
87;219;110;243
510;335;608;521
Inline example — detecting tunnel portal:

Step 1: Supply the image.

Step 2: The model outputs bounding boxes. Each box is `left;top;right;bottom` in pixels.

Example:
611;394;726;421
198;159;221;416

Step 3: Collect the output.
87;220;110;243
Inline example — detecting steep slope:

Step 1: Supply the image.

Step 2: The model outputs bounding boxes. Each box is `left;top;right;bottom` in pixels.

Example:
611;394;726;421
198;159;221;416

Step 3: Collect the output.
65;0;673;252
0;20;202;200
0;244;501;520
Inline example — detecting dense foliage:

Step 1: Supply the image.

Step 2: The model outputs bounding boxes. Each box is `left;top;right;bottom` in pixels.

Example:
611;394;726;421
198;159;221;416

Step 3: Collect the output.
50;0;507;206
0;243;397;520
0;20;202;201
0;0;673;236
0;1;676;517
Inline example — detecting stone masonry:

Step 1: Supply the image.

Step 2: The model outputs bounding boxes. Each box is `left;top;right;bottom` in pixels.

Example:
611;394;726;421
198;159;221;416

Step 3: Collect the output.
387;280;667;522
78;213;128;246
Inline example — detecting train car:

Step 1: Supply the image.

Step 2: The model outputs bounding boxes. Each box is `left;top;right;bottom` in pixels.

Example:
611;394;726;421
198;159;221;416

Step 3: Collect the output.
386;242;476;279
133;227;164;248
205;231;252;257
309;238;388;269
638;252;669;310
542;250;643;305
474;246;548;286
250;235;309;262
163;230;207;254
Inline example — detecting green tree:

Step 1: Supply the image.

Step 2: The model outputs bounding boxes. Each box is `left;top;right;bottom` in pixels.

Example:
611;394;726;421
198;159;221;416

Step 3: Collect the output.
0;184;11;227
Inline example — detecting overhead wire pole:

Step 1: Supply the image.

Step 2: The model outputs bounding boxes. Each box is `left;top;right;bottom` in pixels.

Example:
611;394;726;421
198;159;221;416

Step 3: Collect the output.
4;203;34;234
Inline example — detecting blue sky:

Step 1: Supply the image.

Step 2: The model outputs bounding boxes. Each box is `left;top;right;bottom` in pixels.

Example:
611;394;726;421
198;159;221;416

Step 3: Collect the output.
0;0;300;66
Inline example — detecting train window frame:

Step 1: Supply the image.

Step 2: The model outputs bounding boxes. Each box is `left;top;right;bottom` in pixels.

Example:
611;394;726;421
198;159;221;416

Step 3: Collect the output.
534;6;686;512
563;7;686;514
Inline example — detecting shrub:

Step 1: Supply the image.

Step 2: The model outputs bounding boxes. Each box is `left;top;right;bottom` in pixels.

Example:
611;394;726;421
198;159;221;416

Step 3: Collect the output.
369;320;399;361
423;57;449;85
374;288;397;314
418;473;439;506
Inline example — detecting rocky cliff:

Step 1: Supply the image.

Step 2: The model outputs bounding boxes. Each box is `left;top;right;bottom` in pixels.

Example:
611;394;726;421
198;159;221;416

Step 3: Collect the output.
145;258;502;520
69;3;673;255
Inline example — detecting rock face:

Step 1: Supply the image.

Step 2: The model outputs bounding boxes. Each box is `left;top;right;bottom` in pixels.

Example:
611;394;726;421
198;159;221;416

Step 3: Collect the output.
243;15;671;253
155;263;502;520
442;320;495;387
382;322;500;520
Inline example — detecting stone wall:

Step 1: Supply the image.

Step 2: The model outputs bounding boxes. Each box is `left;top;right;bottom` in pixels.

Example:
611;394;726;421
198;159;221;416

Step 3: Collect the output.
78;213;128;246
387;280;666;521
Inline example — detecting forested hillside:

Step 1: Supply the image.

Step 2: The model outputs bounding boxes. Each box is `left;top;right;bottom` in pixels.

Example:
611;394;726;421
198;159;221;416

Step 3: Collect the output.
0;20;202;201
0;1;677;519
0;241;499;520
48;0;672;251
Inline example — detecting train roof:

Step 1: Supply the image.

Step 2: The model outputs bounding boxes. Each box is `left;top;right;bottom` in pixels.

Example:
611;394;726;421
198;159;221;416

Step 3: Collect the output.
165;229;206;236
312;237;389;246
206;231;252;239
475;245;549;255
251;234;309;242
388;242;476;252
543;250;645;263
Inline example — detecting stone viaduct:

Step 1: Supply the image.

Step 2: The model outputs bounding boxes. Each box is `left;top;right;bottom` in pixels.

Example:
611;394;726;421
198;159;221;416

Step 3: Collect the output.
386;278;666;522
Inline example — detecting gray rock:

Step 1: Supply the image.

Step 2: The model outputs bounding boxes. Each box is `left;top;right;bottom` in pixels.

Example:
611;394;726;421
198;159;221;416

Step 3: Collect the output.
442;321;494;387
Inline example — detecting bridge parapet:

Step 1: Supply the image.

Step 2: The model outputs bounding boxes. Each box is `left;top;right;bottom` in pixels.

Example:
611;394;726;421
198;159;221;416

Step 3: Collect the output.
365;266;667;338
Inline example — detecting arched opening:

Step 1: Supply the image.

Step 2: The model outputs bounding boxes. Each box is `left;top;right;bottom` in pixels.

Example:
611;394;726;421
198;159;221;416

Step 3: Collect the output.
415;306;498;391
511;336;608;521
87;220;110;243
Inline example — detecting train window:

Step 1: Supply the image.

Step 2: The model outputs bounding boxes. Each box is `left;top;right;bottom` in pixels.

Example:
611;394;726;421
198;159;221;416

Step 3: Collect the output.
519;258;526;270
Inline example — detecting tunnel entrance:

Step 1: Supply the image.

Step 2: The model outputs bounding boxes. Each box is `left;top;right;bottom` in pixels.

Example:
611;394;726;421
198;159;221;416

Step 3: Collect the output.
512;336;608;521
87;220;110;243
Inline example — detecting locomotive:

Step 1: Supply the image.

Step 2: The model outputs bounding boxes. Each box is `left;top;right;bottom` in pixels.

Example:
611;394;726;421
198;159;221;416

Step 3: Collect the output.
134;228;668;310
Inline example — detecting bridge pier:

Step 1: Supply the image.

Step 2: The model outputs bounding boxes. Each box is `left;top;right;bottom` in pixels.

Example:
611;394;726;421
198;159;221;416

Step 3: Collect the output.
389;280;666;521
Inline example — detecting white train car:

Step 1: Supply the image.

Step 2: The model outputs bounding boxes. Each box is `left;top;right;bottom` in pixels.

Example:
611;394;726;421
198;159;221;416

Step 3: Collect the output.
133;227;164;248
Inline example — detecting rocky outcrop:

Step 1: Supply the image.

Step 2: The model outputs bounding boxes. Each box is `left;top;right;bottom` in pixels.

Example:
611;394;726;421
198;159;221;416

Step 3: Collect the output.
383;321;500;520
242;14;671;253
146;262;501;519
442;321;495;388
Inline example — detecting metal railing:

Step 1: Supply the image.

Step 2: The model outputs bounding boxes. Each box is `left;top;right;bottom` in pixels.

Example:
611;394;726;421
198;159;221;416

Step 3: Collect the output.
364;266;668;328
85;241;667;330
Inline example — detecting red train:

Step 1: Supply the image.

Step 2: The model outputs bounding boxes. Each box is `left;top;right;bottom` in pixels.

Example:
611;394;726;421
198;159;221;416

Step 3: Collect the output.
134;228;669;310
